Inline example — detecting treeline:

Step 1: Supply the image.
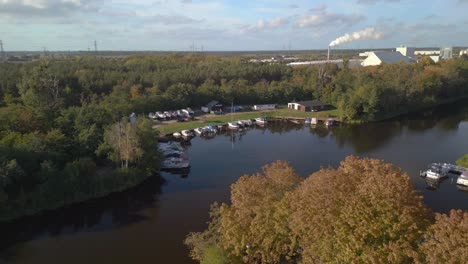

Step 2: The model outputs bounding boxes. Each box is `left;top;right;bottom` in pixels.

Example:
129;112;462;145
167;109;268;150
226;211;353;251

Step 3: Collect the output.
185;157;468;263
1;54;468;120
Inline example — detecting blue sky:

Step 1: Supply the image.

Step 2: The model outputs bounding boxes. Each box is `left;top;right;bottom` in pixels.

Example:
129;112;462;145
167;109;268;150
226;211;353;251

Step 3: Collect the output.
1;0;467;51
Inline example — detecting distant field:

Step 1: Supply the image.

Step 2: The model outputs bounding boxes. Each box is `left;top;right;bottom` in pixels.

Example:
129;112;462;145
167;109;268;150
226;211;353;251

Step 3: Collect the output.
155;108;340;135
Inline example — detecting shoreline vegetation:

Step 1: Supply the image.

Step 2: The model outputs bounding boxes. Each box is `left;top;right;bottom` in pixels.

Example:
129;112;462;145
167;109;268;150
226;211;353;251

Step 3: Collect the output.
1;54;467;222
185;157;468;263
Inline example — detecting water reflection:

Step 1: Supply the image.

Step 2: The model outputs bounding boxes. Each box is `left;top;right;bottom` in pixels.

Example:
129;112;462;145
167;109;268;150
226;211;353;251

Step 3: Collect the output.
0;176;164;251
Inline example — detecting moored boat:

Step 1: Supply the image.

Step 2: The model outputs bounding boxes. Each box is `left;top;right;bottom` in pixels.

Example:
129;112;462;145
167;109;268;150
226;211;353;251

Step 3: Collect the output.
228;122;239;129
255;117;267;124
181;130;193;137
161;157;190;169
305;117;311;124
241;120;253;126
456;171;468;187
425;163;448;180
173;132;182;138
194;127;204;135
311;117;318;125
325;118;335;127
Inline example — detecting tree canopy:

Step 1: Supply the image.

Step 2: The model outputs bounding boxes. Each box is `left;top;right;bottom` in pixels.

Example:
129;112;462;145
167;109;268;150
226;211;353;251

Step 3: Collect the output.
185;157;465;263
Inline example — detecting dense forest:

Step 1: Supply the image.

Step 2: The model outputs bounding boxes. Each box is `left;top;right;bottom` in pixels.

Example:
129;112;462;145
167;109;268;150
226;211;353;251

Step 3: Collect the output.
1;54;467;221
185;157;468;264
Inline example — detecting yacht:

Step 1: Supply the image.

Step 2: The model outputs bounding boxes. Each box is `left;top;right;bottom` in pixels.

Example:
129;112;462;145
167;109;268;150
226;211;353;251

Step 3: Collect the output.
425;163;448;180
456;171;468;187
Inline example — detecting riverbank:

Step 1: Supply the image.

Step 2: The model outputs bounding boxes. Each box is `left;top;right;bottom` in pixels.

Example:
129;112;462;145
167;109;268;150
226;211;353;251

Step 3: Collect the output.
0;167;157;223
156;108;340;135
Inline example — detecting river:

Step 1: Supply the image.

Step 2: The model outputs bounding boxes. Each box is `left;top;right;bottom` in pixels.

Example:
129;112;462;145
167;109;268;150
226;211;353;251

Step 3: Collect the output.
1;100;468;264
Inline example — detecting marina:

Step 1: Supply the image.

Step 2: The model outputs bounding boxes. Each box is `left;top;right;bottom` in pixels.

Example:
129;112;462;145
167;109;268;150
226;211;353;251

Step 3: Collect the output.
1;100;467;264
420;163;468;188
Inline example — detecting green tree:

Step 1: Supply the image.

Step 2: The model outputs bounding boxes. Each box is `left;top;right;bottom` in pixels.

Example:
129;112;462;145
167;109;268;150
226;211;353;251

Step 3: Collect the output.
100;119;143;168
19;61;64;120
456;154;468;167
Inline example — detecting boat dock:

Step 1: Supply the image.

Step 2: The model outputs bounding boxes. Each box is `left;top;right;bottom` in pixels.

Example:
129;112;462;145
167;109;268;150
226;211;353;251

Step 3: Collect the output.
270;116;340;124
420;162;468;190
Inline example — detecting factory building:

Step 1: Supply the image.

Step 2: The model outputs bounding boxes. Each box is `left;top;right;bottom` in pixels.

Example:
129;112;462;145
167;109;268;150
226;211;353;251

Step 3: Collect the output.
361;51;416;67
459;49;468;57
440;47;453;60
396;46;415;57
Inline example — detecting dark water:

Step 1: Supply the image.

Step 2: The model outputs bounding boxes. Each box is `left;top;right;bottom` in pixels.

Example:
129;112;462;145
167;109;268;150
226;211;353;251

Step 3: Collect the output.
1;100;468;264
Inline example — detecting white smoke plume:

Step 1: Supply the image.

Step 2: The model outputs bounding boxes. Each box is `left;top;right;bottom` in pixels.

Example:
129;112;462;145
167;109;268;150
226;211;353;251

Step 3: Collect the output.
329;27;384;47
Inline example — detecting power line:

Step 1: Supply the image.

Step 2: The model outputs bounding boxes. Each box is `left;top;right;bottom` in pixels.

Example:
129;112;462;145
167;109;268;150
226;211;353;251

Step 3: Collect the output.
94;40;98;55
0;40;5;61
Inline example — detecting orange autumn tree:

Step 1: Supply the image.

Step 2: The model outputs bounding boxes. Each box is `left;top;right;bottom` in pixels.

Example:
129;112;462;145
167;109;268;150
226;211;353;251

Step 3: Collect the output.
419;209;468;264
288;156;432;263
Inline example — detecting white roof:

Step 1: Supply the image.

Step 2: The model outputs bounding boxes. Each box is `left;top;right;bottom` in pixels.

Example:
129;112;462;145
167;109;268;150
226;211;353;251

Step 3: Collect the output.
372;51;415;64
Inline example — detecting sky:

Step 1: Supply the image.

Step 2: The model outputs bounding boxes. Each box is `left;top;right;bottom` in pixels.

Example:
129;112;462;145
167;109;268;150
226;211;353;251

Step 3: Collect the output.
1;0;468;51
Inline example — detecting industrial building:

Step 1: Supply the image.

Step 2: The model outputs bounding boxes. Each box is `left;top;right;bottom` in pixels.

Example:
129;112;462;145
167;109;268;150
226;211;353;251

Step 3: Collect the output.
396;46;415;57
440;47;453;60
361;51;416;67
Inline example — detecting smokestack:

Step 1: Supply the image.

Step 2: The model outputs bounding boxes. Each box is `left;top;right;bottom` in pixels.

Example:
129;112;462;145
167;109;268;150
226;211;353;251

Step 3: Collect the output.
327;46;330;61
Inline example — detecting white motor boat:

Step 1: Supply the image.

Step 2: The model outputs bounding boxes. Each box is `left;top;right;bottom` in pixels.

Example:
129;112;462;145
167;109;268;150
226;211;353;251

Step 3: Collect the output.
162;157;190;169
173;132;182;138
425;163;448;180
242;120;253;126
311;117;318;125
194;127;205;135
156;112;165;119
181;130;193;137
305;117;311;124
457;171;468;187
255;117;267;124
228;122;239;129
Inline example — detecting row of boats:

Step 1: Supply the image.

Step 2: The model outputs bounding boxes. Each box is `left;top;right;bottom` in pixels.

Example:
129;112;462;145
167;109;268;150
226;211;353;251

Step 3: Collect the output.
420;162;468;188
172;117;267;138
227;117;267;129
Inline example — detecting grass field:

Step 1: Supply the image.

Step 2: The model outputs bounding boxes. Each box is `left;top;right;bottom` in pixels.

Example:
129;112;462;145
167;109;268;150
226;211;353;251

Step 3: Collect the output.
155;108;340;135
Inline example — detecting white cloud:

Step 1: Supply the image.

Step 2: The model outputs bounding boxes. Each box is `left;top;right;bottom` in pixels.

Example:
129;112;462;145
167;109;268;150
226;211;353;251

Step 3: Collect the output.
357;0;400;4
296;5;365;28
